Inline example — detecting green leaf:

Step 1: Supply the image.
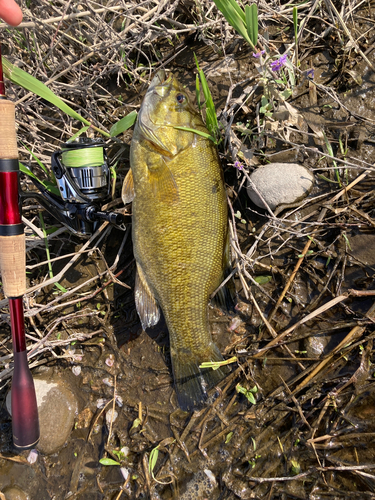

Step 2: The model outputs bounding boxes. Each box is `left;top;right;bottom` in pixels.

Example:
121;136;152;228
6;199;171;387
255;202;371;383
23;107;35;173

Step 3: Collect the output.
317;174;339;184
225;432;233;444
236;383;257;404
342;233;352;251
245;4;258;47
254;275;272;285
149;447;159;476
54;283;68;293
109;111;138;137
99;458;121;466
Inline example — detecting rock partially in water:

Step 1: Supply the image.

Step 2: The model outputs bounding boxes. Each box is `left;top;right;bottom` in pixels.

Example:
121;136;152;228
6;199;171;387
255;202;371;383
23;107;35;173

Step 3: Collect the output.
247;163;314;213
305;333;330;358
2;486;29;500
7;376;78;455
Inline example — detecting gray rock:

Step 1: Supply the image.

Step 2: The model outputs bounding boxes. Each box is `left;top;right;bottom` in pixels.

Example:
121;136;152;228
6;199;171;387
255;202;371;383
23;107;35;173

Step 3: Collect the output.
247;163;314;213
305;334;330;358
7;376;78;455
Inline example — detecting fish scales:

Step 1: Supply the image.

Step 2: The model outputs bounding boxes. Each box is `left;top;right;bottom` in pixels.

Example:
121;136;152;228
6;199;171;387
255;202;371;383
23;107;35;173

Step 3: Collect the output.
123;70;232;409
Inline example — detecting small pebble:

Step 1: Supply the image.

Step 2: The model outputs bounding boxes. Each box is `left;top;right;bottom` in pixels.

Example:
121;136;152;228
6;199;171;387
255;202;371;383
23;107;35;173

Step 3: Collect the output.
72;365;81;376
120;467;129;481
106;409;118;426
247;163;314;212
115;394;124;407
102;377;114;387
305;334;330;358
27;449;38;464
97;398;109;409
229;316;243;331
105;355;115;367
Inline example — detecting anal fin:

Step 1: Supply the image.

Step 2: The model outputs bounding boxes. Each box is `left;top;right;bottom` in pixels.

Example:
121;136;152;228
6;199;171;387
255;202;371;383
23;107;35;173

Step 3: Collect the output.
135;263;160;330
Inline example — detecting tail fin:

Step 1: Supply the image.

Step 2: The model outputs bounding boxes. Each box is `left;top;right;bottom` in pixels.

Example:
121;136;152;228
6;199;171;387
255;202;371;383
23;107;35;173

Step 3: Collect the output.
171;342;230;411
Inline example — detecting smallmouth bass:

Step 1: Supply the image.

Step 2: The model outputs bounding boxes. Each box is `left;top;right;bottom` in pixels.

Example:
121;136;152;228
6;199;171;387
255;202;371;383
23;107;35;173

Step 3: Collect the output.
122;70;233;410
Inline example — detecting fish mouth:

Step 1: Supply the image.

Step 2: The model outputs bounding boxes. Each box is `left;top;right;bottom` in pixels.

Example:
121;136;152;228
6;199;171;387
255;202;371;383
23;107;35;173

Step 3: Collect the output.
148;69;173;98
148;69;168;89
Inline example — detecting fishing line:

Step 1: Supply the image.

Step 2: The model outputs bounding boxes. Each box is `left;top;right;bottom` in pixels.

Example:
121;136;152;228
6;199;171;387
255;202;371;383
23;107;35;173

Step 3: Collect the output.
61;145;105;168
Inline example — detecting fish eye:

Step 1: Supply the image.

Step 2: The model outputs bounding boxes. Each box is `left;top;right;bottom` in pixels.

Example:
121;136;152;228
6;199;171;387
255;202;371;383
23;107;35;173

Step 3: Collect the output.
176;93;185;104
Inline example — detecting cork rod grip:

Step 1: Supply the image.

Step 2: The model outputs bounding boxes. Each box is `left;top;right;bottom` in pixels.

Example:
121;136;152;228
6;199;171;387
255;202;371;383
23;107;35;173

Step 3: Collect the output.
0;100;18;159
0;234;26;298
0;97;26;298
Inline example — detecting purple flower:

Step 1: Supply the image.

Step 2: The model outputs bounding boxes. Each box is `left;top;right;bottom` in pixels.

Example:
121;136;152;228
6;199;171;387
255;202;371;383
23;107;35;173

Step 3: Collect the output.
234;161;243;170
270;54;288;72
306;68;314;79
252;50;265;58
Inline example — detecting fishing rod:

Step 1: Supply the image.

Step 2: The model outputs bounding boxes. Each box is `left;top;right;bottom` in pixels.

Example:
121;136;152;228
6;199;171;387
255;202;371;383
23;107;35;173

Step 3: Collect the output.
0;47;128;449
0;45;39;450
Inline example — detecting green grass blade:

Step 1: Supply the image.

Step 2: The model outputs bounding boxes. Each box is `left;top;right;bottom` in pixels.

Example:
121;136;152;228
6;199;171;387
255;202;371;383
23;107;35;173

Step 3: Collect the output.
19;162;61;197
293;7;298;39
3;57;88;122
109;110;137;137
214;0;245;23
3;57;110;137
67;126;90;142
194;57;220;143
39;212;67;293
212;0;254;48
245;4;258;47
21;141;54;180
149;447;159;476
199;70;218;137
195;74;201;111
173;126;216;143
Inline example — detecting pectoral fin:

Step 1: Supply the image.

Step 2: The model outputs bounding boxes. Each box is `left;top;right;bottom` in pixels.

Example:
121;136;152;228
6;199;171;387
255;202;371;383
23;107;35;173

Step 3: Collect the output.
148;158;179;205
135;263;160;330
122;169;135;204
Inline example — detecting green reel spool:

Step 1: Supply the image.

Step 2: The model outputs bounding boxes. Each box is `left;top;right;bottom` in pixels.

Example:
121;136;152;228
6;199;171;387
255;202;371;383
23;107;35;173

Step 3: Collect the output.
58;138;110;201
61;146;105;169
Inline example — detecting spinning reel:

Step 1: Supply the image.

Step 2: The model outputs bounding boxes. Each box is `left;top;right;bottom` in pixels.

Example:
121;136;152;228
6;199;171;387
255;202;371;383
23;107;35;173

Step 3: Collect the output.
23;137;127;236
